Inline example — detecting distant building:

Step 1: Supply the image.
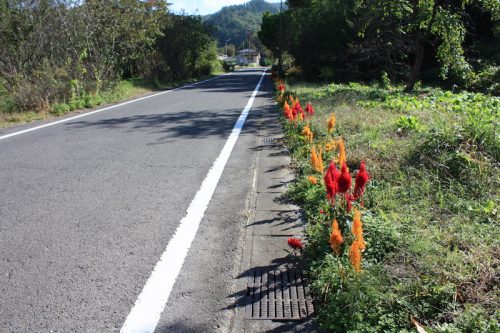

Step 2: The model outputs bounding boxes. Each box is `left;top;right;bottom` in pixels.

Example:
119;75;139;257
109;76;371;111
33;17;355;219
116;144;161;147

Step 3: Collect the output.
217;54;228;61
236;49;260;65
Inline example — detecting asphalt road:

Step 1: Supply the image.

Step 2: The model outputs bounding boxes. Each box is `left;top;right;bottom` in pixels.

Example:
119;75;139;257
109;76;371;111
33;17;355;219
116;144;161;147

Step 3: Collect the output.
0;69;274;332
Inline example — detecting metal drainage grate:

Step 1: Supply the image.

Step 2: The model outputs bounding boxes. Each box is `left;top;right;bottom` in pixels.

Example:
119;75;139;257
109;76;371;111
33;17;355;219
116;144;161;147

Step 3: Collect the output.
261;137;283;145
245;269;315;320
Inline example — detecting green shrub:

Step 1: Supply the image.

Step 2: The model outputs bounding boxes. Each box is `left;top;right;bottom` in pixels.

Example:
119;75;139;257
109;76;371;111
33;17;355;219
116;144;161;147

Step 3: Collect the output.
379;71;391;89
260;57;273;66
51;103;71;116
68;99;85;111
395;115;421;133
222;60;236;72
0;80;15;113
434;305;500;333
84;95;104;108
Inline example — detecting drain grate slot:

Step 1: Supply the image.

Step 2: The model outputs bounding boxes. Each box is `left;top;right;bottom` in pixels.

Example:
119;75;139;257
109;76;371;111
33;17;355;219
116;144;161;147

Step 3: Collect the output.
261;137;283;145
245;269;314;320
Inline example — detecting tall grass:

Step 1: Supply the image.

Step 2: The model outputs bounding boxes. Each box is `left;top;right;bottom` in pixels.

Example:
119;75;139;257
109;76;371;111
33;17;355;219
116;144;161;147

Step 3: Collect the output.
282;82;499;332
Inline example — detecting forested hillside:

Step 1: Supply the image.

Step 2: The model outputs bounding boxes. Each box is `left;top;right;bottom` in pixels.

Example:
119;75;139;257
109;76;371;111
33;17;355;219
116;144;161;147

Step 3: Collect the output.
204;0;282;51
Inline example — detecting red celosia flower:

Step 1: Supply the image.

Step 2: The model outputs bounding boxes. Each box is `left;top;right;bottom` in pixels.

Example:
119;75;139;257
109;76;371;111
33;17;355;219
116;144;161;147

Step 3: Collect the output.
337;163;352;193
293;102;303;120
324;162;340;203
346;193;354;212
325;174;336;202
305;102;314;116
319;209;326;214
277;83;285;92
287;237;303;250
353;160;369;200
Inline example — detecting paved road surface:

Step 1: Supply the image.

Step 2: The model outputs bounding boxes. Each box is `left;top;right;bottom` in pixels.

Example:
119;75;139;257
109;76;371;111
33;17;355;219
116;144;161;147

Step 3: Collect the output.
0;69;273;332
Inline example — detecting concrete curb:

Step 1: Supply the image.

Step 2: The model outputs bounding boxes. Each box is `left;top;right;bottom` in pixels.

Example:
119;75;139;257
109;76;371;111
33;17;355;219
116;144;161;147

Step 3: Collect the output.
230;98;321;332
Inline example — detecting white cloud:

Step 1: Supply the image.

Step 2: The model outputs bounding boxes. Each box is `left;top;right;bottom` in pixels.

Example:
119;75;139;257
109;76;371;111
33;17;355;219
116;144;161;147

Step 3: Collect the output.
169;0;282;16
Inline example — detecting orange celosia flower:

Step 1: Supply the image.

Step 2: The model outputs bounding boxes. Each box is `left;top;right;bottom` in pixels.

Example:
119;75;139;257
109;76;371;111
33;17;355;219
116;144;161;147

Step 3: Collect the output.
311;145;324;173
327;113;336;133
337;137;347;167
283;101;293;120
352;209;366;251
302;125;313;142
283;101;290;111
329;219;344;255
324;140;337;152
307;175;318;185
349;239;362;272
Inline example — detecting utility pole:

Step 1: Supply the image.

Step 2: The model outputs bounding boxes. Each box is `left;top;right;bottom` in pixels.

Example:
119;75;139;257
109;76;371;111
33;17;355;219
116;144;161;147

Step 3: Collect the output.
225;39;231;57
279;0;283;76
247;29;252;65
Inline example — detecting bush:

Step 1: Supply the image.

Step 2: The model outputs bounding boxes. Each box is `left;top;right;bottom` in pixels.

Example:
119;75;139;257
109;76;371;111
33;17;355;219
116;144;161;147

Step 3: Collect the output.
0;80;15;113
260;57;273;66
395;115;422;133
84;95;104;108
222;60;236;72
51;103;71;116
473;65;500;96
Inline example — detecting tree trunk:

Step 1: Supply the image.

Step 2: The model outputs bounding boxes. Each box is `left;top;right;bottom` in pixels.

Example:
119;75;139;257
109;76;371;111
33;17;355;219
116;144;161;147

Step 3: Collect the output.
405;0;438;92
405;38;424;92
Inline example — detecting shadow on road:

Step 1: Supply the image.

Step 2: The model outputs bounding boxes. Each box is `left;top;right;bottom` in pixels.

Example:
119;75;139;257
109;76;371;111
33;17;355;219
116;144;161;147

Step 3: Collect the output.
66;104;274;144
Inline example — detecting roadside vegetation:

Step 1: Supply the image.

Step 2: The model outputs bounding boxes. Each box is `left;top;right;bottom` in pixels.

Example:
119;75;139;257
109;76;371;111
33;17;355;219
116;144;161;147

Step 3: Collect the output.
262;1;499;330
0;0;222;126
260;0;499;94
275;75;499;332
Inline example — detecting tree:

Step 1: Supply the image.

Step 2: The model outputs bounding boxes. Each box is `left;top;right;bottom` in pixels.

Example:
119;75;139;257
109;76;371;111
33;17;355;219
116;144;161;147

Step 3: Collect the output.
226;43;236;57
259;0;499;91
0;0;169;110
156;14;214;80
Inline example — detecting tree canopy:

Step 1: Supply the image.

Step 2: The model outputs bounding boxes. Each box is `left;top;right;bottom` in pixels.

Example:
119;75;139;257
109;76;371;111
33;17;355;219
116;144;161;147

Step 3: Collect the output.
0;0;218;112
260;0;500;93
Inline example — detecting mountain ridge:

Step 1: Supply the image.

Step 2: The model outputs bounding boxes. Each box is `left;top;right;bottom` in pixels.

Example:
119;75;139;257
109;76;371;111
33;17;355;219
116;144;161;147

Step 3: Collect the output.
204;0;283;50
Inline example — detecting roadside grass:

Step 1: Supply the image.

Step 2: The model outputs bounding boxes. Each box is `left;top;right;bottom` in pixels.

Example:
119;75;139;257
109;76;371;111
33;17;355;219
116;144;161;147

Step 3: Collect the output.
0;73;223;128
281;82;499;332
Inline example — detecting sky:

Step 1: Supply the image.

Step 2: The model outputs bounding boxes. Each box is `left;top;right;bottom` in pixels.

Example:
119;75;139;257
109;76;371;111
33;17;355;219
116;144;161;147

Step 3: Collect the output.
169;0;282;16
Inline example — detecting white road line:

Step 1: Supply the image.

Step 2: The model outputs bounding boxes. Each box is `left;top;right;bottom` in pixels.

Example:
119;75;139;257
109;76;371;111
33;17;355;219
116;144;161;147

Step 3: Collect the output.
0;74;230;141
120;70;267;333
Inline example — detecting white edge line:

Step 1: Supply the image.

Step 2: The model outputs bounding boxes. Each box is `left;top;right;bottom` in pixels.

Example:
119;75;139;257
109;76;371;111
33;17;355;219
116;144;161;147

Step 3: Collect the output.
120;70;267;333
0;73;233;141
